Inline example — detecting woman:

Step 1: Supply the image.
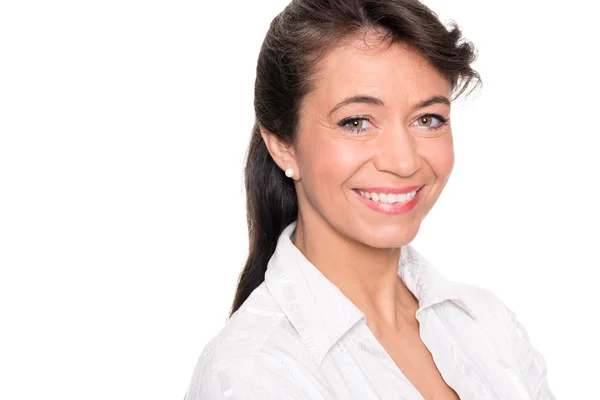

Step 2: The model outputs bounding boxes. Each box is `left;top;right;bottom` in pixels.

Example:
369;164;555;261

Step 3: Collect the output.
185;0;554;399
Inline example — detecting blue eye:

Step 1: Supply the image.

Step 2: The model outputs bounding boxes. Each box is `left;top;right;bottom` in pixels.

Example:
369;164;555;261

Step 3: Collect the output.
337;115;374;134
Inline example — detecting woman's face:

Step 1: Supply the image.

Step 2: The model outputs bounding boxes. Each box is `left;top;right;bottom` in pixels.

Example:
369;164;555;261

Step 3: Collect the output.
293;34;454;248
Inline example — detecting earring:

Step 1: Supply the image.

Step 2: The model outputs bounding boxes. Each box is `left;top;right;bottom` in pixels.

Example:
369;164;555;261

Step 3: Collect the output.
285;168;294;178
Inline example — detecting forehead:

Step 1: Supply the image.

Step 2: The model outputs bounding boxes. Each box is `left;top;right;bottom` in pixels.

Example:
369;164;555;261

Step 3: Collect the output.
307;33;451;108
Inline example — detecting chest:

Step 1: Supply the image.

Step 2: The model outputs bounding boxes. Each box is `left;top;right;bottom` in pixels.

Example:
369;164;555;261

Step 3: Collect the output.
316;303;525;400
369;321;461;400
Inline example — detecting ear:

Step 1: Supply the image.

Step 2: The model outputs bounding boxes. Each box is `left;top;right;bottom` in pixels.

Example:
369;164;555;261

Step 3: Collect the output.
259;125;300;180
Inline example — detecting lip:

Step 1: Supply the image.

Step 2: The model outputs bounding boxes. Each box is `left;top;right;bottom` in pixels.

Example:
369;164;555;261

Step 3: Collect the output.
353;185;424;194
353;186;424;215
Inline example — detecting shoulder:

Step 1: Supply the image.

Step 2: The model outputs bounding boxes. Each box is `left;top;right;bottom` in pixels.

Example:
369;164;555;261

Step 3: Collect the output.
456;283;556;399
455;283;536;351
456;283;515;326
184;283;325;400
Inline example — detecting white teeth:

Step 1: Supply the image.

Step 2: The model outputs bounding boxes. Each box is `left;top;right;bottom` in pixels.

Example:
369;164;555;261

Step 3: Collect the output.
358;189;418;204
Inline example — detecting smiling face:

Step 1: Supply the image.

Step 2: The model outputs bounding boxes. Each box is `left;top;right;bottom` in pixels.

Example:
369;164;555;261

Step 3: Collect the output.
266;32;455;249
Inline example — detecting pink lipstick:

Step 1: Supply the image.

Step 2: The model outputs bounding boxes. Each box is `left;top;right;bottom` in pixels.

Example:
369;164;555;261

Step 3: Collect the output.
352;186;424;215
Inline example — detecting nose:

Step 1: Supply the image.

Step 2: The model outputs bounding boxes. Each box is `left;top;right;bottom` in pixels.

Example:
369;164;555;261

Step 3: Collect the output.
372;123;421;177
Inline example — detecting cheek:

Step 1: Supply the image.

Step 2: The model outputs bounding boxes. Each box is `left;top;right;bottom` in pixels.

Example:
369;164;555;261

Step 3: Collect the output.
422;136;454;179
300;138;364;187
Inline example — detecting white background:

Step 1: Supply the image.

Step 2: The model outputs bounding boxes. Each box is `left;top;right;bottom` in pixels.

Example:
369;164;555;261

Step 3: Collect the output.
1;0;598;398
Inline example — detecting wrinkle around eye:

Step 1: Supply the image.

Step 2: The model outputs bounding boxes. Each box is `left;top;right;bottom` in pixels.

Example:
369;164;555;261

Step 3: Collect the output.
338;115;377;135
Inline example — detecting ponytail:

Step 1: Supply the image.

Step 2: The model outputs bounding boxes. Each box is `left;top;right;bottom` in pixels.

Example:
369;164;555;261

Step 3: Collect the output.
229;122;298;317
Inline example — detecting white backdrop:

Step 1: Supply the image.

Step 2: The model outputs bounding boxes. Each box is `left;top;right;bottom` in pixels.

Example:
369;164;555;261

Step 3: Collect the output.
1;0;598;398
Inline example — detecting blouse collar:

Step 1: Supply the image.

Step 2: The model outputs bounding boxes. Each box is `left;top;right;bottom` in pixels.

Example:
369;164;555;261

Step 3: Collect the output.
264;220;477;365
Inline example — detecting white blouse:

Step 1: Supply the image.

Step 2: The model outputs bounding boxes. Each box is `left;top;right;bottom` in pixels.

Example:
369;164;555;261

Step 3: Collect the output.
185;221;555;399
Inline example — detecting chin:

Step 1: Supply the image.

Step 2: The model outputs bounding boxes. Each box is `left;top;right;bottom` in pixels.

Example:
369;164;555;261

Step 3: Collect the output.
352;223;421;249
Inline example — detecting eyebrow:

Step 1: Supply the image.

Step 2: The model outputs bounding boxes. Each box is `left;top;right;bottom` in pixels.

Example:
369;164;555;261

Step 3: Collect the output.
327;95;451;116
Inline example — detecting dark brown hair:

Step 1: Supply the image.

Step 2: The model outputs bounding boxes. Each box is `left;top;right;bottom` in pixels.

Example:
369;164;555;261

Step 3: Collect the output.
230;0;481;317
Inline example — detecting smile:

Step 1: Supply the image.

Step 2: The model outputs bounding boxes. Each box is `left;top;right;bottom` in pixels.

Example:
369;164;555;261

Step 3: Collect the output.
352;186;424;214
356;190;417;204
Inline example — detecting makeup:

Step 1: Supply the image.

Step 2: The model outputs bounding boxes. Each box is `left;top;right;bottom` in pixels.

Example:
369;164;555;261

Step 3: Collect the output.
352;186;424;214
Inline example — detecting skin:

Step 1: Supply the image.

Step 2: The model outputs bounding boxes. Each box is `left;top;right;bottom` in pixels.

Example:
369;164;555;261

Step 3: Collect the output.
261;31;458;398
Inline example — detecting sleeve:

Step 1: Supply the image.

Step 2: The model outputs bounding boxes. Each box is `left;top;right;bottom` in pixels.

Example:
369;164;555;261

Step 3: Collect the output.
184;360;320;400
497;296;556;400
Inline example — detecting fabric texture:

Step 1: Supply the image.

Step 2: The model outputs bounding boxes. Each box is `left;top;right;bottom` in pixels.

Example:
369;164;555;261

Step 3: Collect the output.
185;221;554;399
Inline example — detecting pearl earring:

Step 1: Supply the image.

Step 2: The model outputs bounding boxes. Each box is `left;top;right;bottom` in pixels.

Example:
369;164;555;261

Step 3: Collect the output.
285;168;294;178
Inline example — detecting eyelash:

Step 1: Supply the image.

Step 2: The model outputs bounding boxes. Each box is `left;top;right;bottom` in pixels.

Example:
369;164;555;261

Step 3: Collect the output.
337;113;449;134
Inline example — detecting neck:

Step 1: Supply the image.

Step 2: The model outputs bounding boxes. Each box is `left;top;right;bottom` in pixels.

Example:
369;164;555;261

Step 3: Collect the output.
292;213;419;332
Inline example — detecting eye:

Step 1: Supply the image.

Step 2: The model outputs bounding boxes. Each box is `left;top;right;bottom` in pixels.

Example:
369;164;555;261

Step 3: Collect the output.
337;115;375;134
414;113;449;130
